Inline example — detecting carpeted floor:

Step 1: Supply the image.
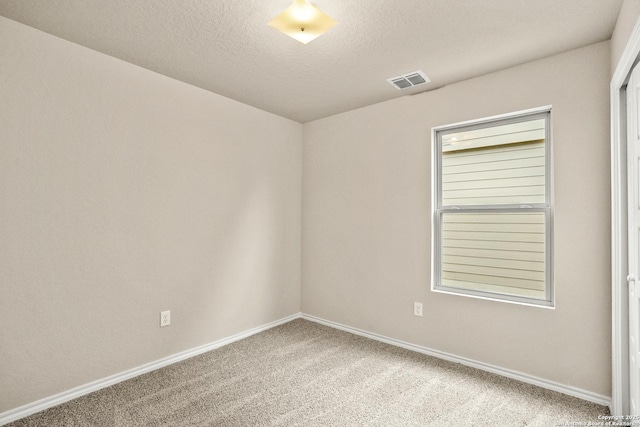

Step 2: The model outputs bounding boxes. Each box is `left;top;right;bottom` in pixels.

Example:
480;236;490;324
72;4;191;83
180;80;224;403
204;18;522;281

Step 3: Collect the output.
7;319;608;426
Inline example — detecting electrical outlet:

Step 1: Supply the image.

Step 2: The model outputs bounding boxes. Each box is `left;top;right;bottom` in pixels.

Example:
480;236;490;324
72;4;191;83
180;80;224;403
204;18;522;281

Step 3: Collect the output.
160;310;171;327
413;302;423;317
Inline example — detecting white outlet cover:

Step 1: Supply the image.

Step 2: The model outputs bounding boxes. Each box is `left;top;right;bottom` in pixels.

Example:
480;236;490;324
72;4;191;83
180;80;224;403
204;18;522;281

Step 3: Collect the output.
413;302;423;317
160;310;171;327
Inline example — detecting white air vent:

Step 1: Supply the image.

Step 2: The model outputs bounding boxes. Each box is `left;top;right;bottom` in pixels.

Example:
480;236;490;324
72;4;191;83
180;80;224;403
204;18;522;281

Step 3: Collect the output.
387;70;430;90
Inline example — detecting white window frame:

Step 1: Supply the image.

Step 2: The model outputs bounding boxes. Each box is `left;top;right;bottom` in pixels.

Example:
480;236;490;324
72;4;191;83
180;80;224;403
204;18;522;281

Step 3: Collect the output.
431;106;554;307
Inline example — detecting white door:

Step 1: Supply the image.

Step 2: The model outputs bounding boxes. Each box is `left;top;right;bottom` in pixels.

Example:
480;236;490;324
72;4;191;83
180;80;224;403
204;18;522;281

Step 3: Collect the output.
627;62;640;416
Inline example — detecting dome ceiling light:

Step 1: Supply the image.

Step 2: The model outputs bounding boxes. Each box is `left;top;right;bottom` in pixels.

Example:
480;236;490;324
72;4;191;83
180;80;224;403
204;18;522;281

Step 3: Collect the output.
268;0;337;44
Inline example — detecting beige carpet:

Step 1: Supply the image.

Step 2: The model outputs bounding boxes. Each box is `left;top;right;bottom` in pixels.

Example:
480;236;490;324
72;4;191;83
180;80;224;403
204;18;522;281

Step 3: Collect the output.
7;319;608;426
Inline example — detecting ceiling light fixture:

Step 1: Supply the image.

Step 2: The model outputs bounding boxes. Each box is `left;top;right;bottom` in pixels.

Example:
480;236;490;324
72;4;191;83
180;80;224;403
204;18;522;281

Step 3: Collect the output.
268;0;337;44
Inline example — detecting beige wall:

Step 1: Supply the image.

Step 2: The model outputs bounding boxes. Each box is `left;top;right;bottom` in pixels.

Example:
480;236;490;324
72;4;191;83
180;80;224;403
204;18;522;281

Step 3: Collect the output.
302;41;612;396
612;0;640;72
0;16;302;412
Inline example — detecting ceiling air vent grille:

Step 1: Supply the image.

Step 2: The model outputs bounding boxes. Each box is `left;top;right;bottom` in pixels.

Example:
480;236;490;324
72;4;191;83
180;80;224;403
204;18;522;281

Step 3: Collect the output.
387;70;430;90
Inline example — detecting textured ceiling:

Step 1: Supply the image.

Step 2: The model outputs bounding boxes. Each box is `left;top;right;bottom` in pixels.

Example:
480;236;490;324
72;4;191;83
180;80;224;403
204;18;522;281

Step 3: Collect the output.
0;0;624;123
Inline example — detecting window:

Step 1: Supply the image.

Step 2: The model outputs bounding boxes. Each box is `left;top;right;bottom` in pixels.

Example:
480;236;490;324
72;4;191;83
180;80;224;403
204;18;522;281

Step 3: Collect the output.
432;107;553;307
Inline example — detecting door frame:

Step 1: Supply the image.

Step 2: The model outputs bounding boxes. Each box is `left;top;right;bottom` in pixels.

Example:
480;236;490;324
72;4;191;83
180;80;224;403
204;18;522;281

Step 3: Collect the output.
612;16;640;416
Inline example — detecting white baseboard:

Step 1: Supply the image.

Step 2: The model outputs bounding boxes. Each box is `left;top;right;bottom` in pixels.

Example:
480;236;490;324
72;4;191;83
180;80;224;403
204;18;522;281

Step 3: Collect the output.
0;313;302;426
2;311;611;425
301;314;612;408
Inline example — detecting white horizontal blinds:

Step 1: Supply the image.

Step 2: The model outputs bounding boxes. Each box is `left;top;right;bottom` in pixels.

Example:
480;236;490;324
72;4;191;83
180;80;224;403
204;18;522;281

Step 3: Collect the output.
441;119;546;206
441;212;546;299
